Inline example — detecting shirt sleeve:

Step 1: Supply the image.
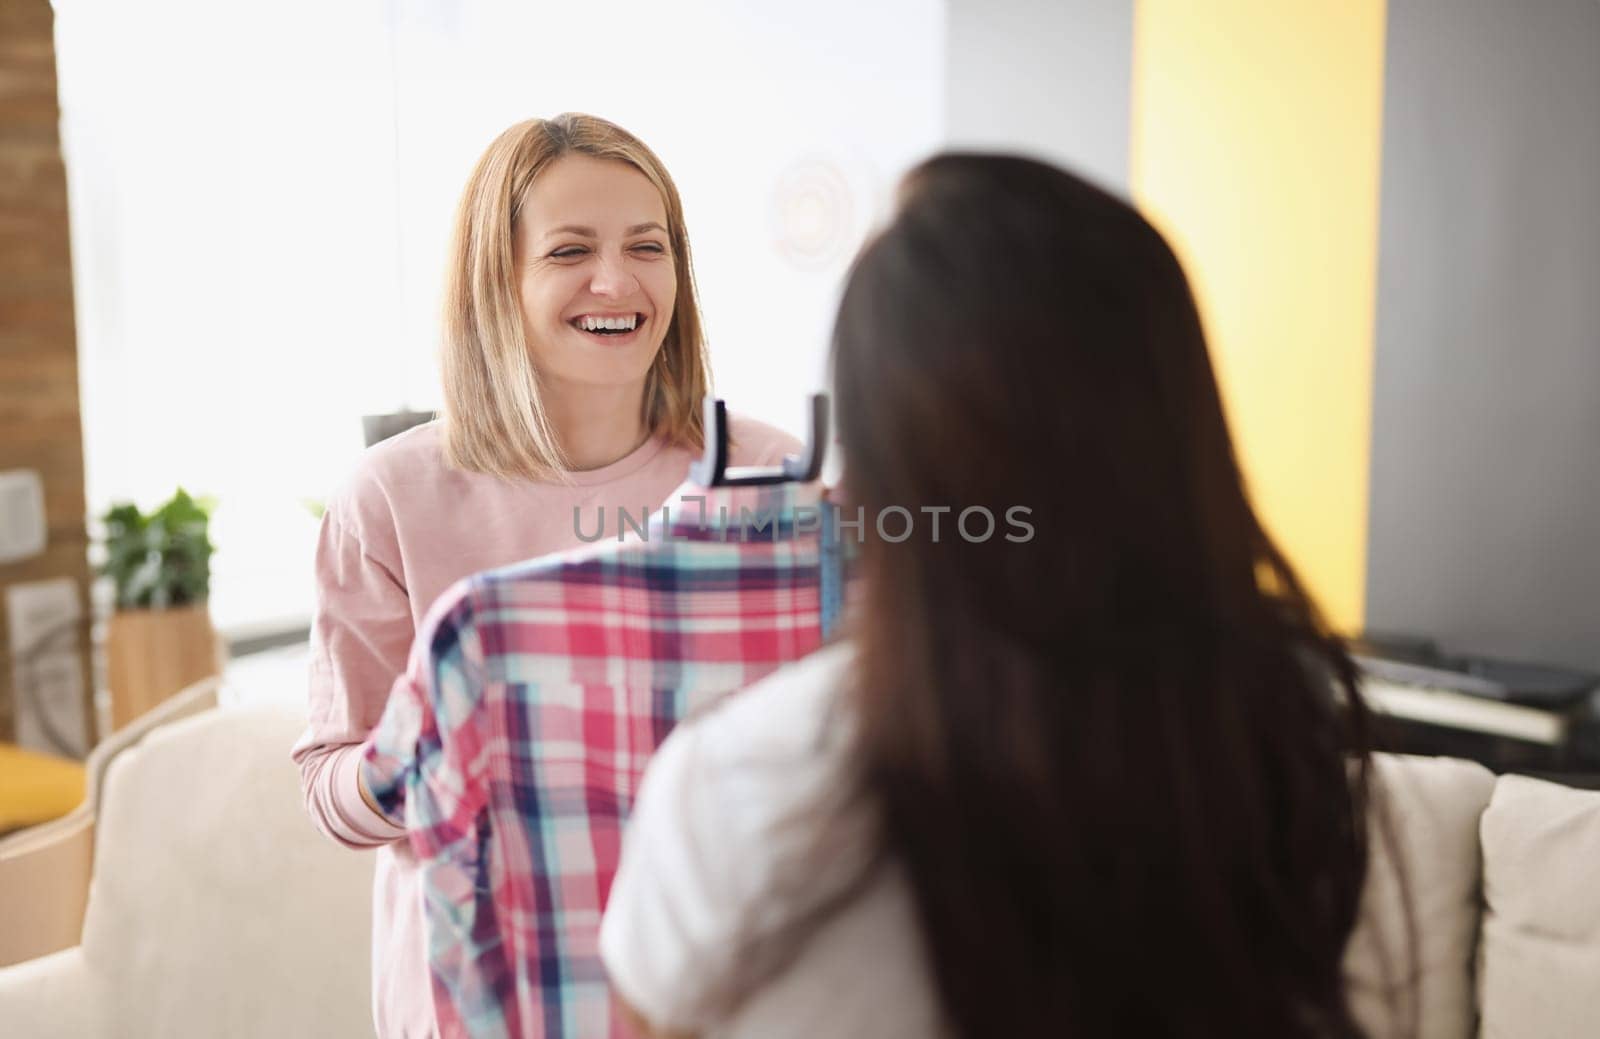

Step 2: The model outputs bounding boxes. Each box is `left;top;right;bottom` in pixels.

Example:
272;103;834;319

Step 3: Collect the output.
600;645;872;1033
359;666;430;824
600;722;746;1033
289;507;411;848
360;589;495;1038
358;586;489;841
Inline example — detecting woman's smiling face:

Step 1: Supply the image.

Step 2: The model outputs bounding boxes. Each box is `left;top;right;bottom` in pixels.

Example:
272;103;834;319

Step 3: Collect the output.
514;153;677;396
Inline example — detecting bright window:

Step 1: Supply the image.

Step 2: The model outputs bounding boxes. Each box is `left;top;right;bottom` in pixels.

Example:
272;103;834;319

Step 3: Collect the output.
55;0;943;634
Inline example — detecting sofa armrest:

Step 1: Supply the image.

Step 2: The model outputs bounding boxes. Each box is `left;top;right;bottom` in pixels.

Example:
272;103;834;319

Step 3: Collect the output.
0;811;94;966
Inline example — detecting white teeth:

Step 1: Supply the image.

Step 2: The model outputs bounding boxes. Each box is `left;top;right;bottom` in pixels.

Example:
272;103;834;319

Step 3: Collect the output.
577;314;638;332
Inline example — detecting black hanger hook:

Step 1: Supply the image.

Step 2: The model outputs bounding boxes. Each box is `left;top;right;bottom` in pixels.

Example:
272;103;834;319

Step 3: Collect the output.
688;394;828;487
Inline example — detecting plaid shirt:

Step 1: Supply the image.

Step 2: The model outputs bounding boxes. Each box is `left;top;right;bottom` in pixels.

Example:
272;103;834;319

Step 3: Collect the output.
362;480;844;1038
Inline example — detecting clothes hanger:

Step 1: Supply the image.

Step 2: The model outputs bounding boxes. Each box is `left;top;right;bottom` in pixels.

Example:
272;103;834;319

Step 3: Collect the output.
688;394;828;487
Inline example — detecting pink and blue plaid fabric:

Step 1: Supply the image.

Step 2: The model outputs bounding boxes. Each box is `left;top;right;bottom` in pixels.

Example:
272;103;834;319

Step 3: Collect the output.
361;480;838;1038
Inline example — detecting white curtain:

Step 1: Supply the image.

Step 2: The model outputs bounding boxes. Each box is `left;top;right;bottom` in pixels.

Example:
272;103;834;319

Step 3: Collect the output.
52;0;943;633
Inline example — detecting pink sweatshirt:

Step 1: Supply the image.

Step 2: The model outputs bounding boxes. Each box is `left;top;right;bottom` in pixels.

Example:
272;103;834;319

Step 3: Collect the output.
290;415;802;1039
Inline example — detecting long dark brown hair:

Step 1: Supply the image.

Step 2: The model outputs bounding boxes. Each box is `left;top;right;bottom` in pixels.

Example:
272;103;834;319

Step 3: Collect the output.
832;154;1389;1037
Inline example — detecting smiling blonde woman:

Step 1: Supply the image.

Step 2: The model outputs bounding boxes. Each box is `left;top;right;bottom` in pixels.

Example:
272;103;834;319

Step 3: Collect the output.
439;114;718;479
290;113;799;1039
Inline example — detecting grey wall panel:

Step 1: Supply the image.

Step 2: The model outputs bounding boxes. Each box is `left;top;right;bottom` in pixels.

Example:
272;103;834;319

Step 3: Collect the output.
944;0;1133;193
1366;0;1600;669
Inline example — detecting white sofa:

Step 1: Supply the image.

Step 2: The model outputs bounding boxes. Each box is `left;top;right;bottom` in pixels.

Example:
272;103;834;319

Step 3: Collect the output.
0;702;374;1038
0;675;223;968
0;699;1596;1037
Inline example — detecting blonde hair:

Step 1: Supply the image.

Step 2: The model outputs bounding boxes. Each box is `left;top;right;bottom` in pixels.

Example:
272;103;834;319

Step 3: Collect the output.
438;113;711;480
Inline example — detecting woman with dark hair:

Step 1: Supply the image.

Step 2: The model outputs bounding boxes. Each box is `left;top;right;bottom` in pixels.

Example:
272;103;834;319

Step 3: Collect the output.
599;154;1404;1037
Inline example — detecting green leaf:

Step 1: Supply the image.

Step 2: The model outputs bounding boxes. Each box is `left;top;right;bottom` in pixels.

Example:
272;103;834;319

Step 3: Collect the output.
97;489;216;610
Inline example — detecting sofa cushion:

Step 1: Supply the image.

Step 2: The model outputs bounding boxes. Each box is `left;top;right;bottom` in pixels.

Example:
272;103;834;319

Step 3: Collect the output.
1478;775;1600;1038
1345;753;1496;1038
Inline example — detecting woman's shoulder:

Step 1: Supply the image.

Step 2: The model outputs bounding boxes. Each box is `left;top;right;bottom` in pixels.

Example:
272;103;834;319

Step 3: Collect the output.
726;412;807;468
356;417;445;477
325;419;448;536
655;642;860;848
693;641;856;766
604;641;880;1030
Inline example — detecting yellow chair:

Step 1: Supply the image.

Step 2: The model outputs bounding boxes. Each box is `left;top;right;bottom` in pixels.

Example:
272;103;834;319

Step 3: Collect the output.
0;744;85;834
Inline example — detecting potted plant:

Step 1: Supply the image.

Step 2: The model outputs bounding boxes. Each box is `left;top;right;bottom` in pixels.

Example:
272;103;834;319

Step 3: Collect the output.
98;489;223;731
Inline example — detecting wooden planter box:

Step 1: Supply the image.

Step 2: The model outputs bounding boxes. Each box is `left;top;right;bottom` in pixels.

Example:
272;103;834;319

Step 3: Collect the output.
106;604;223;733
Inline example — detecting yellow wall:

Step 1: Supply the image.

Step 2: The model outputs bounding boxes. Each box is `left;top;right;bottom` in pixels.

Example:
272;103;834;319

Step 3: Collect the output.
1129;1;1387;632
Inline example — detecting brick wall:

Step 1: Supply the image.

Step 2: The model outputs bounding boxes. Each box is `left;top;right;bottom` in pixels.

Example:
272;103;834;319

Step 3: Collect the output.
0;0;95;748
